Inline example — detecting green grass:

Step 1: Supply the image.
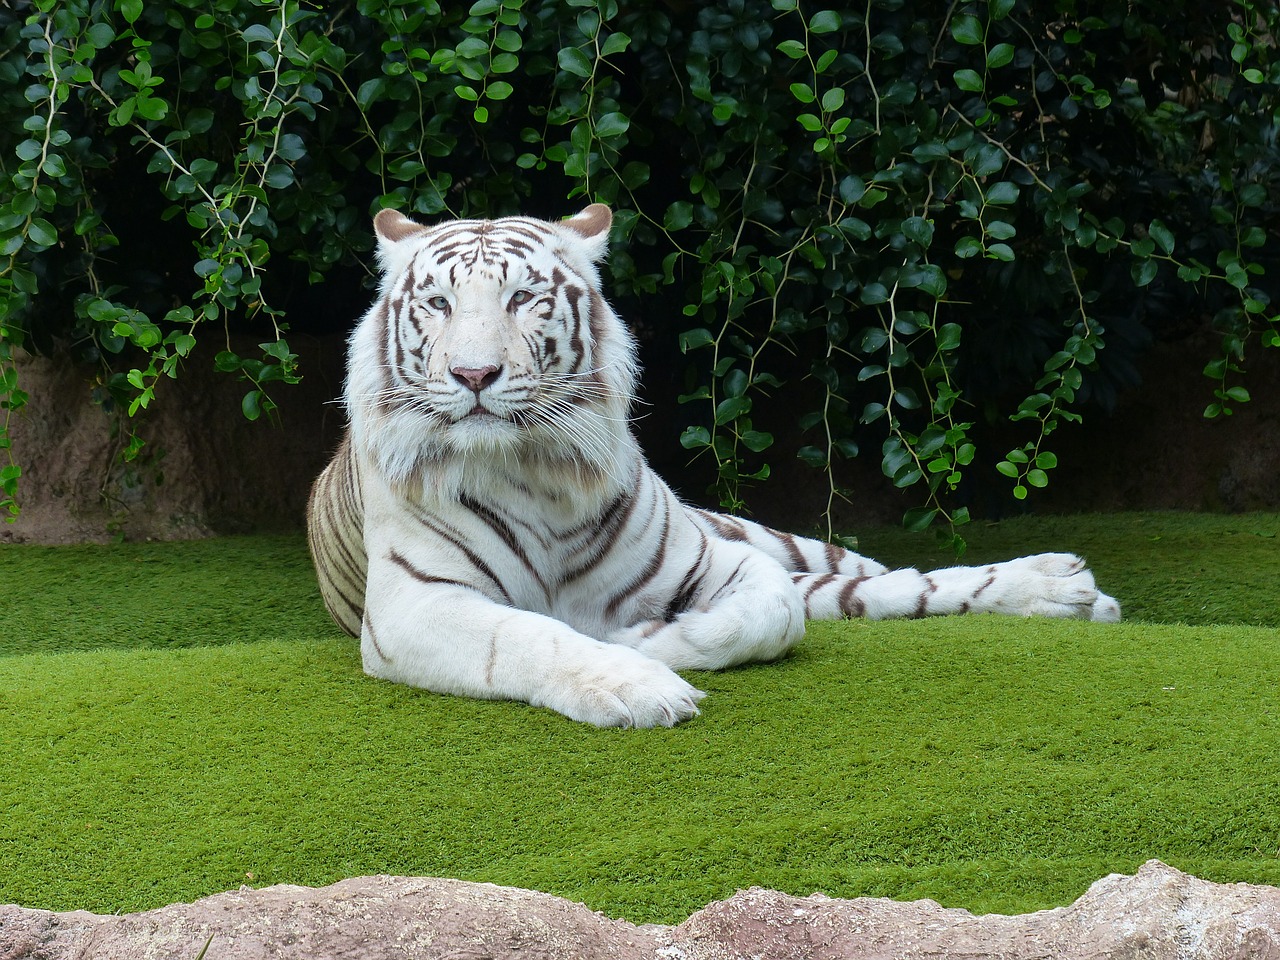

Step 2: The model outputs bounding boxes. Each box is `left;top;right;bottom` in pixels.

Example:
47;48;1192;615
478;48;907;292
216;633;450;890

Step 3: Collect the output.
1;512;1278;922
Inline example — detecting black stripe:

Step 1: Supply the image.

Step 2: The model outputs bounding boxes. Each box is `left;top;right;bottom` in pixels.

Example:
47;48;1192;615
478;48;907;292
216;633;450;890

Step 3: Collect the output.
803;573;837;602
767;525;809;572
460;493;550;598
663;534;709;621
696;509;750;542
362;611;390;663
405;506;514;604
560;489;640;583
387;548;487;594
824;542;844;573
706;559;748;605
605;514;669;617
838;577;867;617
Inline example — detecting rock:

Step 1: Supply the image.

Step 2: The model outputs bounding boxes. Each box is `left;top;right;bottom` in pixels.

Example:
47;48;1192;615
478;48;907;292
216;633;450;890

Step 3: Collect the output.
2;861;1279;960
1;335;347;544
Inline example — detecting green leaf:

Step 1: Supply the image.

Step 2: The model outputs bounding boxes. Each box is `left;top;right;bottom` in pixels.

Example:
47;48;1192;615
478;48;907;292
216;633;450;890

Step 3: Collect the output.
680;426;711;448
242;24;276;44
714;396;751;425
26;218;56;248
951;14;984;45
986;43;1015;69
860;282;889;305
117;0;143;24
903;506;939;532
601;32;630;57
495;30;523;52
1148;219;1175;255
594;112;630;138
985;220;1016;240
1241;226;1267;248
838;176;866;203
989;0;1015;20
797;445;827;468
679;327;714;352
777;40;806;59
1131;259;1158;287
985;181;1020;205
936;323;962;351
789;82;815;104
953;69;984;92
901;216;934;247
809;10;842;34
85;22;116;47
664;201;693;231
557;47;592;78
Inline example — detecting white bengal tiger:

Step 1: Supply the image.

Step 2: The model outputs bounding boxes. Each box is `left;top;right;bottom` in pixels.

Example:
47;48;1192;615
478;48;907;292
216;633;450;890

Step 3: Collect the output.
307;204;1120;728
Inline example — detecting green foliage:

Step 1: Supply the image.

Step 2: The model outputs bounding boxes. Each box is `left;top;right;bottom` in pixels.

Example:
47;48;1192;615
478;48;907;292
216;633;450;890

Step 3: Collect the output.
3;515;1280;919
1;1;1277;534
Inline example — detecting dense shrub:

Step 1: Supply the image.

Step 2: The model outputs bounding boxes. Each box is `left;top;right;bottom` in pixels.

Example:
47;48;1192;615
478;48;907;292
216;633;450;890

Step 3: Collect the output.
2;0;1277;537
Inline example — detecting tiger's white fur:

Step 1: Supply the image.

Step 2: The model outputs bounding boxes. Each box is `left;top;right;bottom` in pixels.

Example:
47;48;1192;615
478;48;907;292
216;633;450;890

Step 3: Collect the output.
308;204;1120;728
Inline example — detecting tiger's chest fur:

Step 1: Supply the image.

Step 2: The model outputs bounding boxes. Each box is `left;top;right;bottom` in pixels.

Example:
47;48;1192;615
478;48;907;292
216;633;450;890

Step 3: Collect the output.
366;454;697;643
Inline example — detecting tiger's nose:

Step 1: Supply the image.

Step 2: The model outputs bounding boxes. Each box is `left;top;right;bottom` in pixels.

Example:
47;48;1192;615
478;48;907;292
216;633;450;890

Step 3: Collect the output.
451;364;502;392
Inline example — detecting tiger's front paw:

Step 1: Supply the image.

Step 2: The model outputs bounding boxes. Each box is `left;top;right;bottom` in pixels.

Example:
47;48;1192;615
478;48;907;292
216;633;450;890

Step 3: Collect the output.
544;644;705;728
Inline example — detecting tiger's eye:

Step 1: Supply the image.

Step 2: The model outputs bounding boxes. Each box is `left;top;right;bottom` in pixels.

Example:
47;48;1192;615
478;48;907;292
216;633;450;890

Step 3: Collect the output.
510;289;535;307
427;295;449;311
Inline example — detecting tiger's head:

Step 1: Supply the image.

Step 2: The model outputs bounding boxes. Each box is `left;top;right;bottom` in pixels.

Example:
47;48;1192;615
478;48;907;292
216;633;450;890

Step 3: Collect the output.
346;204;641;493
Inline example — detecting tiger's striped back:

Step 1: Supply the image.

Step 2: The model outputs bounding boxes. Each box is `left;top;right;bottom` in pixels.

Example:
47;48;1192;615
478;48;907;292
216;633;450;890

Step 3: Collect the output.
307;432;366;637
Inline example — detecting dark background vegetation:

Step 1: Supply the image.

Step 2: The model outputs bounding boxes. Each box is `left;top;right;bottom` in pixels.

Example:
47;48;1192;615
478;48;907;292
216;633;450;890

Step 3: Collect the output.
1;0;1277;537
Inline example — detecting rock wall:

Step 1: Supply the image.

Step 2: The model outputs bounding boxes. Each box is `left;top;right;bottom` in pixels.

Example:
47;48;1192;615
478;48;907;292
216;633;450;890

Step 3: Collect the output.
1;335;347;543
2;861;1278;960
2;331;1278;544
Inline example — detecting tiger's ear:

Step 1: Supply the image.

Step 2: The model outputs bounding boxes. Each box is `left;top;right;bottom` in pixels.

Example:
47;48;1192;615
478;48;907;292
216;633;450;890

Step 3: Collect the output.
561;204;612;263
374;208;427;246
372;208;427;277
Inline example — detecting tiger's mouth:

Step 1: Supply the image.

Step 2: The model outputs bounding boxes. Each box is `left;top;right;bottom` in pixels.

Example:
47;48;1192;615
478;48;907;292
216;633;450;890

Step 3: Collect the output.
458;401;513;424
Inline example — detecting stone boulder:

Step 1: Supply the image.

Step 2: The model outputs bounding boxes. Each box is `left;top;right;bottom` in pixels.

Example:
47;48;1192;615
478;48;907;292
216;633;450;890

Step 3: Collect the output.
2;860;1278;960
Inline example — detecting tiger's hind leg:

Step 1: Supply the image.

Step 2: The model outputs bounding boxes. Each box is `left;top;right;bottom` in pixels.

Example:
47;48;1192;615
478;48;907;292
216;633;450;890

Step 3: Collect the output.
690;510;1121;622
690;508;889;579
796;554;1121;621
